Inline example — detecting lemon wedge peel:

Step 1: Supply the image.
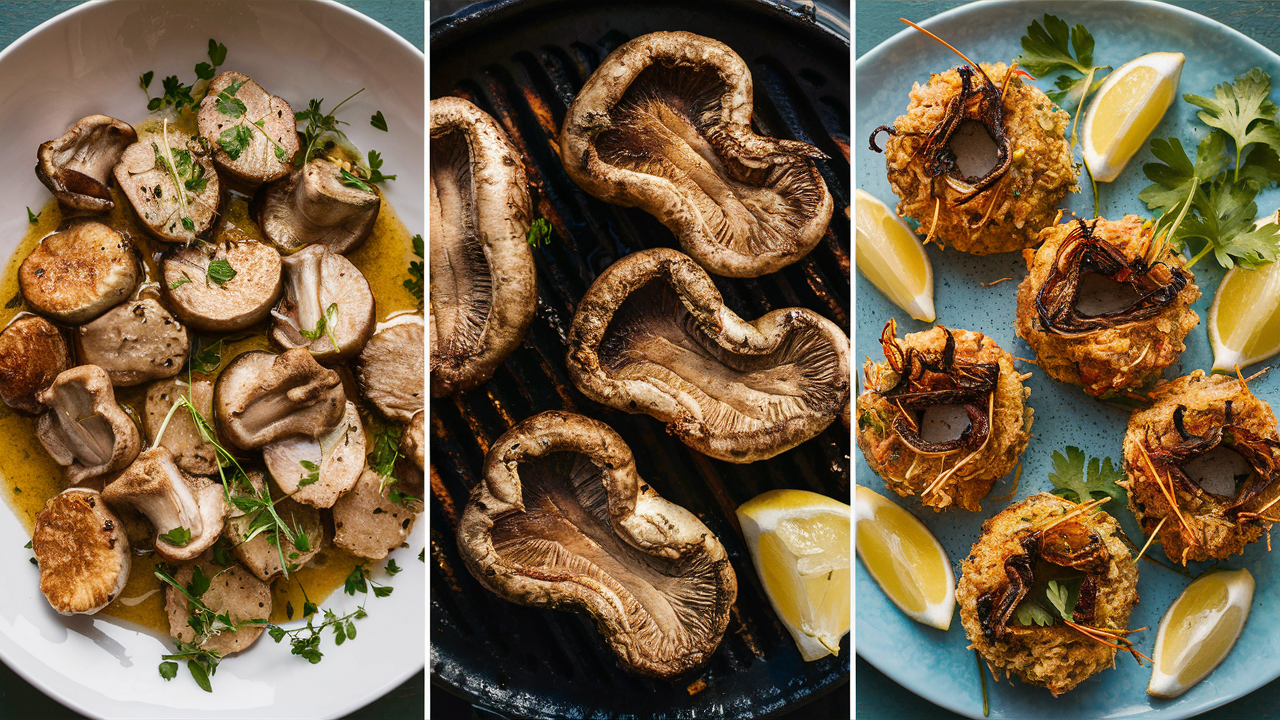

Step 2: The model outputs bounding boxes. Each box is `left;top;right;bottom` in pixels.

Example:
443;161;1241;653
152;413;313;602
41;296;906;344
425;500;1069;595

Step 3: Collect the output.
737;489;851;662
853;485;956;632
1082;52;1185;183
854;189;936;323
1209;210;1280;372
1148;568;1254;698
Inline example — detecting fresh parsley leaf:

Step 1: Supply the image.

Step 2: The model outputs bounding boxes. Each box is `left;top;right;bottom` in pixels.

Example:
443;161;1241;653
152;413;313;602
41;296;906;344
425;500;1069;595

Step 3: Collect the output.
206;258;237;285
419;548;425;562
1045;578;1084;622
298;460;320;487
295;90;361;166
215;87;246;118
405;234;424;306
1016;14;1111;108
344;564;368;596
1184;67;1280;175
210;542;235;568
370;110;388;131
160;526;192;547
217;124;252;160
372;585;393;598
169;275;192;290
364;150;395;184
26;207;38;224
187;658;212;693
340;168;374;193
181;217;196;232
526;217;553;248
158;661;178;680
187;565;211;598
1048;446;1127;506
207;39;227;67
187;338;223;375
140;70;154;91
1014;601;1055;627
385;559;401;576
23;540;32;549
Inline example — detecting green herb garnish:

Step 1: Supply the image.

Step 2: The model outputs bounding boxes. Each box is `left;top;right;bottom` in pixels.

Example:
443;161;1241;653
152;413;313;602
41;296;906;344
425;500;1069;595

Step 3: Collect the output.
370;110;387;131
159;526;192;547
1047;446;1126;506
526;217;553;249
26;207;38;224
206;258;236;286
405;234;423;307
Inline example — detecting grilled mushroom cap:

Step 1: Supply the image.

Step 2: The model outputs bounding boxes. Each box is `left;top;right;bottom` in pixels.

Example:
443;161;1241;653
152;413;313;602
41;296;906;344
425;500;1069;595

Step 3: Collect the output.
567;248;850;463
19;220;138;324
77;298;189;387
270;244;376;359
263;400;365;508
457;411;737;678
560;31;833;278
35;115;137;212
224;470;322;582
196;70;299;186
114;129;220;243
257;157;381;254
101;447;226;562
400;410;424;472
162;240;283;332
430;96;536;396
214;348;345;450
144;377;217;476
358;314;424;423
32;488;130;615
35;365;141;485
165;553;271;655
0;315;71;413
332;466;421;560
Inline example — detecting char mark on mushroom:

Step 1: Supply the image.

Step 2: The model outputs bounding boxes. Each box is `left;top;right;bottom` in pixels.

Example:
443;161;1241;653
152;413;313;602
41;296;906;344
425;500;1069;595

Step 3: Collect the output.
877;318;999;455
36;115;137;212
1036;219;1189;338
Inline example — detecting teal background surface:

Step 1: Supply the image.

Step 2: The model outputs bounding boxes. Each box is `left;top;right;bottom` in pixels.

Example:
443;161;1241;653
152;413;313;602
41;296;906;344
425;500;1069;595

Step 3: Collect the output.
857;2;1280;719
0;2;424;719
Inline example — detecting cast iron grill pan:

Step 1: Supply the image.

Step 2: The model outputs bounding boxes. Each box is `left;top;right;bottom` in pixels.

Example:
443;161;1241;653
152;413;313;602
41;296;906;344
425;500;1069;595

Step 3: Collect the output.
430;1;850;717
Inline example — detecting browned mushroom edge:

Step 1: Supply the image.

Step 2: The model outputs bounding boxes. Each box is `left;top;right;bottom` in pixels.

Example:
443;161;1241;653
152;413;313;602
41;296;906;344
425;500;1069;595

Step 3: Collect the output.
429;96;537;397
559;30;833;278
566;247;850;463
456;410;737;678
35;115;137;212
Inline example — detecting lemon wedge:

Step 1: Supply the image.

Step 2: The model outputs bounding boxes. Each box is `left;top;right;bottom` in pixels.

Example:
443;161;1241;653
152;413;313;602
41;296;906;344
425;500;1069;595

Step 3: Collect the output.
853;485;954;631
737;489;850;661
854;189;935;322
1210;211;1280;372
1082;52;1184;182
1148;568;1254;698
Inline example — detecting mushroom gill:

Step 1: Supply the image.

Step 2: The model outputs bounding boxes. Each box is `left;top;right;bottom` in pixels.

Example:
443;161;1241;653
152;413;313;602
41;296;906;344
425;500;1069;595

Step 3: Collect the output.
567;248;850;463
457;411;736;678
560;31;833;278
429;96;536;397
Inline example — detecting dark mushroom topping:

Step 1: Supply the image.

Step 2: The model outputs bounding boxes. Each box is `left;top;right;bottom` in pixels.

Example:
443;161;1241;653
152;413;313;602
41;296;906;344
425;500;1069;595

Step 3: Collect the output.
270;243;376;359
32;488;130;615
567;248;849;463
1036;219;1189;338
162;240;283;332
19;220;138;324
429;96;536;396
214;348;345;450
114;127;220;243
35;115;137;212
77;298;189;387
457;411;737;678
257;157;380;254
35;365;141;485
196;70;299;186
560;31;833;278
0;314;71;413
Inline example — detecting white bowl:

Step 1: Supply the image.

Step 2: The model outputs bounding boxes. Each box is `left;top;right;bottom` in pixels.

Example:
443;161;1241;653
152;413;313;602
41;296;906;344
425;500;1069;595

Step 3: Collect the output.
0;2;424;718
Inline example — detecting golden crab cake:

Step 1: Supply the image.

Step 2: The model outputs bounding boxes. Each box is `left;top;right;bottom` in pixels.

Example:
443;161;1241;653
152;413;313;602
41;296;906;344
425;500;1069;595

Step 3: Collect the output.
1121;371;1280;565
870;62;1076;255
957;493;1140;696
856;321;1032;512
1015;216;1200;399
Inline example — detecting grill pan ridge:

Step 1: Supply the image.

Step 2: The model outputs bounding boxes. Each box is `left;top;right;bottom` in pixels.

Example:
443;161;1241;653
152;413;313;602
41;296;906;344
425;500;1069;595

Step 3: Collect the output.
430;2;850;717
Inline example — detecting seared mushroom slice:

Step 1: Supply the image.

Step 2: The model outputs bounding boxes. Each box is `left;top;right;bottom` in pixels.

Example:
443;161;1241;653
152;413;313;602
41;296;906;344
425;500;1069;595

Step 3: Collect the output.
114;127;220;243
560;31;833;278
0;315;70;413
36;365;141;485
263;401;365;508
77;299;189;387
197;70;299;186
257;157;381;254
458;411;737;678
144;377;217;476
215;348;345;450
19;220;138;324
270;244;376;359
359;314;424;423
101;447;226;562
224;470;322;582
567;248;850;463
430;96;537;396
165;553;271;655
32;488;130;615
400;410;424;472
332;466;421;560
162;240;283;332
35;115;137;212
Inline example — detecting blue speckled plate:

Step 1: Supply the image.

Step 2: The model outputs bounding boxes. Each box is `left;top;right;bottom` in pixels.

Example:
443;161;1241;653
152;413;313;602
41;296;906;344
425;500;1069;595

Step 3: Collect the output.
856;1;1280;718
